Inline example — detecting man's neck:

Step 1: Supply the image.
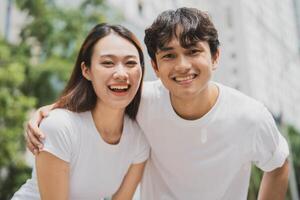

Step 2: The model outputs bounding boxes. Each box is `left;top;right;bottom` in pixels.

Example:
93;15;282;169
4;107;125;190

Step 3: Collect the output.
170;83;219;120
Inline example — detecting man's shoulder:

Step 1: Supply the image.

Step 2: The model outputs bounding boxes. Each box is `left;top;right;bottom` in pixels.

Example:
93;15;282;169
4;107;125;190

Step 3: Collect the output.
218;83;263;107
217;83;268;121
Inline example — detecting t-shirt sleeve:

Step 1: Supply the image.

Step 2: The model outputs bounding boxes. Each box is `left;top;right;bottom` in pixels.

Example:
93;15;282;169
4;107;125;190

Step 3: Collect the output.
132;130;150;164
252;106;289;172
39;110;73;162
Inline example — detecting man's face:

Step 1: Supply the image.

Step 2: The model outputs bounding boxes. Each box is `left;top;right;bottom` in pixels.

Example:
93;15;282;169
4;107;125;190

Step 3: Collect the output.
152;37;219;101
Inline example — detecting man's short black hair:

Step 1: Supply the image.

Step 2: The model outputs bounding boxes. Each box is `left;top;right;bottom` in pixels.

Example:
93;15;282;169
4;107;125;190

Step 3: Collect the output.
144;7;220;63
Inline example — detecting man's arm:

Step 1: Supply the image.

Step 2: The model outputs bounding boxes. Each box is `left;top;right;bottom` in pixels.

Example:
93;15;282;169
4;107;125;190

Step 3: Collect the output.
258;159;289;200
36;151;69;200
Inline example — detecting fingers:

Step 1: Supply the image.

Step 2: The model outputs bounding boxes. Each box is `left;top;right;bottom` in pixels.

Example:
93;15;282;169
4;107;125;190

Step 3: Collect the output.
35;109;46;130
38;104;54;124
40;107;50;119
24;106;53;155
30;110;46;139
26;123;44;150
26;129;39;155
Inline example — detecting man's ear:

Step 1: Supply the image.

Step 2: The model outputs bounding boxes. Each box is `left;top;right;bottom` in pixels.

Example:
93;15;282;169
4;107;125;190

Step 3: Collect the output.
212;48;220;71
151;60;160;78
81;62;91;81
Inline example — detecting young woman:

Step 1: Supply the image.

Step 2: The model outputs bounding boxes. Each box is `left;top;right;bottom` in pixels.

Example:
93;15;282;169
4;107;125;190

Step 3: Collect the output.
12;23;149;200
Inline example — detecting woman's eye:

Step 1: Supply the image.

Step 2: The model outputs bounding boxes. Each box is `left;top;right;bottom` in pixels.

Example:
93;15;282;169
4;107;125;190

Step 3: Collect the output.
101;61;114;67
126;61;138;67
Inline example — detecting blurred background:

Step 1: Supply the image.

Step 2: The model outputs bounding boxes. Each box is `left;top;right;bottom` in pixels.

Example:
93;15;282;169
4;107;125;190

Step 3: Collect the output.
0;0;299;199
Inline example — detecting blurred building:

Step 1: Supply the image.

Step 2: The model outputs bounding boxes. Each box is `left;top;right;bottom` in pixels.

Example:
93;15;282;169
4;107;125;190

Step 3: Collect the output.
294;0;300;52
108;0;300;130
0;0;27;43
211;0;300;131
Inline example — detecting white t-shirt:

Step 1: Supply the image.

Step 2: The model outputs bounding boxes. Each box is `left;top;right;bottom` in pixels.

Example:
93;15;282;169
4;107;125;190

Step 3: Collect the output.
138;80;289;200
12;109;149;200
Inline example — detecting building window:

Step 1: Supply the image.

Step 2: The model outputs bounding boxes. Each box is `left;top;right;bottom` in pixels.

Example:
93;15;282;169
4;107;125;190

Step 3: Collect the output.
138;0;143;15
231;52;237;59
226;7;234;28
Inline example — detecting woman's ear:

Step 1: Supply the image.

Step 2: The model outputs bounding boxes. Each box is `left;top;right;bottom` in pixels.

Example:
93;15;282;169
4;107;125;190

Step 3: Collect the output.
81;62;91;81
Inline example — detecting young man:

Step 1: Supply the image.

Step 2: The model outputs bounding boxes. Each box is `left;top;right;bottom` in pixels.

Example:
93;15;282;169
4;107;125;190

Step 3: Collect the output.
26;7;289;200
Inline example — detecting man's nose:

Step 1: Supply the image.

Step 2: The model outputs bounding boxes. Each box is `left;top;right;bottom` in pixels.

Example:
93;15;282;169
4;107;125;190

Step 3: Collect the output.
175;56;192;73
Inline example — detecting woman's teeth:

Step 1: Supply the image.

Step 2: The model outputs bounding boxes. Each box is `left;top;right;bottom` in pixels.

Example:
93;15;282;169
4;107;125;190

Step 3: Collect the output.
109;85;129;91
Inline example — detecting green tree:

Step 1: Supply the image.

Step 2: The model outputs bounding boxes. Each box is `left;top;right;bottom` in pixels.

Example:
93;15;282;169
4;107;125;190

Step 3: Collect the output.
287;126;300;196
1;0;121;199
0;38;36;199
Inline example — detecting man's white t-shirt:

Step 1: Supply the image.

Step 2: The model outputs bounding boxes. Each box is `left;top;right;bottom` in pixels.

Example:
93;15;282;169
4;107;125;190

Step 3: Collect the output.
12;109;149;200
138;80;289;200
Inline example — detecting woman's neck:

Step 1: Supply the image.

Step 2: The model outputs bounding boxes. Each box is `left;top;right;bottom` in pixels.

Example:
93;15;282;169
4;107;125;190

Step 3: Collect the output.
91;101;125;144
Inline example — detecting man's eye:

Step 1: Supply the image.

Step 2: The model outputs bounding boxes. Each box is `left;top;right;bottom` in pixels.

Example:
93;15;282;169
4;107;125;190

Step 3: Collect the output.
189;49;201;55
162;54;175;59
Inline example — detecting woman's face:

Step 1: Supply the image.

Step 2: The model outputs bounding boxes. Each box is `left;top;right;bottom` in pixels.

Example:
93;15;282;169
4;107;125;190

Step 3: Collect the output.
82;33;142;110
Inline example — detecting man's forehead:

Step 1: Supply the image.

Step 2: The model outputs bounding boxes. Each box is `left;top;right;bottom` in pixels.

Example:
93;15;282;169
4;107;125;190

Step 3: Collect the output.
157;39;204;52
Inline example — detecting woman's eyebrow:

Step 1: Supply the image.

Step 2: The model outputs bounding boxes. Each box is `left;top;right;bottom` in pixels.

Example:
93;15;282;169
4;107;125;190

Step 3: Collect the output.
98;54;138;59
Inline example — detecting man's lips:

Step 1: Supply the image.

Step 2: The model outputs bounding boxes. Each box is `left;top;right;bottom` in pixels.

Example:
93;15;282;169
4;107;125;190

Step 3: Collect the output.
171;74;198;83
173;74;197;82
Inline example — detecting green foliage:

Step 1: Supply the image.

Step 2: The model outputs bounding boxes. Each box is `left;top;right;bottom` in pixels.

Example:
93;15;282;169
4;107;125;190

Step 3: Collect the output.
287;126;300;195
248;166;263;200
247;125;300;199
1;0;121;199
0;39;35;199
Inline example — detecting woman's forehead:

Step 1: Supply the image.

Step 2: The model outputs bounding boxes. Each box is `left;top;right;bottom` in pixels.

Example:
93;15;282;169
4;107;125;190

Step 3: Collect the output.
93;34;139;57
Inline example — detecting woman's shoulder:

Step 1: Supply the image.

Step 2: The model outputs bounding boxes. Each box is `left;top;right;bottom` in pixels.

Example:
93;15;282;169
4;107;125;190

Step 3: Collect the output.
40;108;84;133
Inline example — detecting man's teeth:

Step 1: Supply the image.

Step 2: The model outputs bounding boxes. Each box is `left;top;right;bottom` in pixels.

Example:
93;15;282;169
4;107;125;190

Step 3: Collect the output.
175;75;195;82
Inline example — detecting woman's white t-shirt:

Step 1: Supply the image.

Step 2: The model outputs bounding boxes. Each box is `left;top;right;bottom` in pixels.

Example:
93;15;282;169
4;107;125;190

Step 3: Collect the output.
12;109;149;200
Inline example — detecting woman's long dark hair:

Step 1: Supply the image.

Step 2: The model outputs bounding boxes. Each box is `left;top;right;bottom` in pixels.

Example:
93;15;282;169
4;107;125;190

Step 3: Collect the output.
56;23;145;120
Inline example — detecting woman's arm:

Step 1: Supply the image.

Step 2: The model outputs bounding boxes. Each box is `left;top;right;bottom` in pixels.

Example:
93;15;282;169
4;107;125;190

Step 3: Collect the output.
112;161;147;200
36;151;70;200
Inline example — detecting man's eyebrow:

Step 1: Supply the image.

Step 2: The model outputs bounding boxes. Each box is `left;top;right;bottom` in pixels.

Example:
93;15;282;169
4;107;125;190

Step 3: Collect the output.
156;46;174;54
186;44;198;48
